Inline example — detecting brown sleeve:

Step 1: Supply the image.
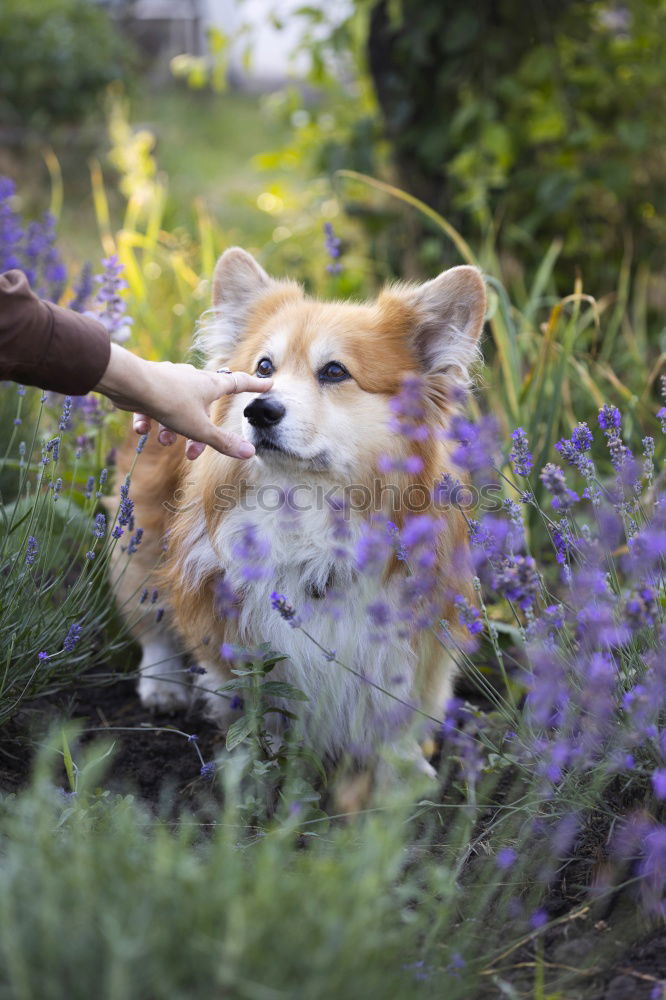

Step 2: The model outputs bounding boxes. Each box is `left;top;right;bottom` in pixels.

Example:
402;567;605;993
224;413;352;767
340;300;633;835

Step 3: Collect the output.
0;270;111;395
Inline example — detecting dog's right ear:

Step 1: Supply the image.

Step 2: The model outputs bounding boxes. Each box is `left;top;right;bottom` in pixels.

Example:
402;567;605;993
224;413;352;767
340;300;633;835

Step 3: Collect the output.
212;247;273;315
197;248;276;362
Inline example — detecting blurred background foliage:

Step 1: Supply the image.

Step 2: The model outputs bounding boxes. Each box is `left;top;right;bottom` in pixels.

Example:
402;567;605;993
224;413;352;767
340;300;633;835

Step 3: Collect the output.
0;0;133;133
364;0;666;289
1;0;664;445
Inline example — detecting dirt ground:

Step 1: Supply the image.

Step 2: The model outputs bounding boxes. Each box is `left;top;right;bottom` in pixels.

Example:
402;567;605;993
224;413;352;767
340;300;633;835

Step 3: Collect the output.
0;673;664;1000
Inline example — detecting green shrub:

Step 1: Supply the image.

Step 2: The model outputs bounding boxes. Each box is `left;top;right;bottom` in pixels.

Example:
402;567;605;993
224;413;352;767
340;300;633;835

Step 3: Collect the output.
280;0;666;291
0;752;439;1000
0;0;130;132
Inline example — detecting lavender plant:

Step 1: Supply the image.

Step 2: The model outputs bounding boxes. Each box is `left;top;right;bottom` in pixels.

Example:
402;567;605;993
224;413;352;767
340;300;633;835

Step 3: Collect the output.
0;381;152;724
0;180;145;723
247;371;666;953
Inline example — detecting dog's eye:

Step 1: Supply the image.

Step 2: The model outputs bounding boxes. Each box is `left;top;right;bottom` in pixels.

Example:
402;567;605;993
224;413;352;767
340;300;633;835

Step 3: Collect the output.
318;361;350;384
256;357;274;378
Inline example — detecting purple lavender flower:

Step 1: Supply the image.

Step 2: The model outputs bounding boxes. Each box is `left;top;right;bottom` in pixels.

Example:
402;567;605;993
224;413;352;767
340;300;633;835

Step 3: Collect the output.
229;695;244;711
496;554;540;612
652;770;666;800
625;587;658;630
23;213;66;301
45;437;60;462
118;481;134;528
446;953;466;978
398;515;442;627
6;205;65;300
598;404;621;431
400;515;438;556
25;535;38;566
92;513;106;539
215;574;240;620
270;591;299;625
377;453;425;475
638;827;666;918
388;376;429;441
93;254;133;343
598;403;635;477
573;565;629;647
657;407;666;434
59;396;72;432
323;221;342;274
63;623;82;653
510;427;533;476
552;519;576;566
524;646;569;729
434;472;463;508
231;524;271;582
503;498;523;524
449;414;500;476
454;594;484;636
555;423;595;477
68;262;93;312
539;463;579;511
355;518;392;573
38;651;49;663
127;528;143;554
496;847;517;870
0;177;23;272
200;761;216;780
366;600;392;627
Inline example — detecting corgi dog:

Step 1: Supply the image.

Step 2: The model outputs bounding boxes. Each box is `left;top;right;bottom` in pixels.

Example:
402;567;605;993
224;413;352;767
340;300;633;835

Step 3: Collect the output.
108;248;486;777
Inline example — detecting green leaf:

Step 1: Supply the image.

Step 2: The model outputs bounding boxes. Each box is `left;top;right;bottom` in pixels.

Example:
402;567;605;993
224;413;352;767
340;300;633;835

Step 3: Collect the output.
264;706;299;721
261;681;309;702
215;678;254;693
225;715;254;752
61;728;76;793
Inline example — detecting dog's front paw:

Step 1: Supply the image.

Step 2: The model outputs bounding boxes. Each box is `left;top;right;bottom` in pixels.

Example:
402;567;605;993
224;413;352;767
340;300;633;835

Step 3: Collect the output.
138;674;190;713
376;739;438;788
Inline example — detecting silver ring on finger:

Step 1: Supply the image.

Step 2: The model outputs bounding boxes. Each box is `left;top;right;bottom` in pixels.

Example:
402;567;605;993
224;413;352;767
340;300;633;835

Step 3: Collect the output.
216;367;238;393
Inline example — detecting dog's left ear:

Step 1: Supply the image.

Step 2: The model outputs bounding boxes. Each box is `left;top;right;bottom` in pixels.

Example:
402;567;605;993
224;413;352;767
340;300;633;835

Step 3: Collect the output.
406;265;486;384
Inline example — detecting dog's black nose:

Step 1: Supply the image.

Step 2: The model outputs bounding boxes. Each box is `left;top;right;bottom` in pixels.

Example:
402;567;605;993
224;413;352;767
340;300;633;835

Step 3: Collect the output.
243;396;286;428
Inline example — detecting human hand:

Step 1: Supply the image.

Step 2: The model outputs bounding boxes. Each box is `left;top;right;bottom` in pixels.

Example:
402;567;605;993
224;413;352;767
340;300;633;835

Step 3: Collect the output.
95;343;271;460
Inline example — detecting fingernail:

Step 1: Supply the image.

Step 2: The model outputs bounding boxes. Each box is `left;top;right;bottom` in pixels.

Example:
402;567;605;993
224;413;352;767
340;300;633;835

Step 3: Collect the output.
238;442;255;458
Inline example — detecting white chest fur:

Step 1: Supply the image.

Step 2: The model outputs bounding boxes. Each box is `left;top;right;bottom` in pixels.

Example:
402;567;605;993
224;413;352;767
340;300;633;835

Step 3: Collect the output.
179;477;421;756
